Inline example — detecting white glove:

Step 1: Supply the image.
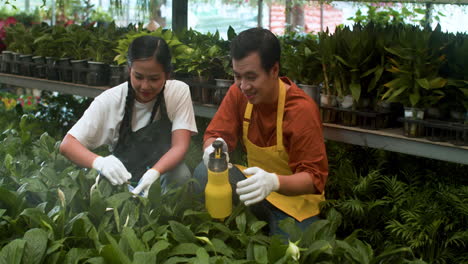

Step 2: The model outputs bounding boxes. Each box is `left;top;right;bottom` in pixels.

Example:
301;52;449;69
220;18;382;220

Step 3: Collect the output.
203;137;229;167
92;155;132;185
131;169;160;197
236;167;280;206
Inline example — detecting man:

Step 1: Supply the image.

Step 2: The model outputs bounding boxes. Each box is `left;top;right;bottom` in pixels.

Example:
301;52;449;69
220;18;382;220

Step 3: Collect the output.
193;27;328;236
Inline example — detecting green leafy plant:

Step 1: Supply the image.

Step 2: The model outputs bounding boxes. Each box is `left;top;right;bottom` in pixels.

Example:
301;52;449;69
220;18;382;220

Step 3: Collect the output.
114;27;192;67
57;24;92;60
280;32;322;85
382;25;447;108
174;28;234;80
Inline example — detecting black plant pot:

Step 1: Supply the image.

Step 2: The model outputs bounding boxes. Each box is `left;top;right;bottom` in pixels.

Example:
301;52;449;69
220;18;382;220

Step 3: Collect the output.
19;54;34;76
0;50;14;73
71;59;88;84
57;58;72;82
213;79;232;105
87;61;110;86
109;65;127;87
46;57;59;80
11;52;21;75
32;56;46;78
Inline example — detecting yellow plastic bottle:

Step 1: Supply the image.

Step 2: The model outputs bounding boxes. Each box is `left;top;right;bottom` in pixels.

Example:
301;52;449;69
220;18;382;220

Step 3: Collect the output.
205;140;232;220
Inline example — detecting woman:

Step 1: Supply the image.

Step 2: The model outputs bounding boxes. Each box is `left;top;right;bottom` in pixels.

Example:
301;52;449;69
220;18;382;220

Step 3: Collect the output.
60;35;197;197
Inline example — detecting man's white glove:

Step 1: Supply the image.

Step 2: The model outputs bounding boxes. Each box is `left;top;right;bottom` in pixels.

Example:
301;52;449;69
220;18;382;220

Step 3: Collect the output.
236;167;280;206
203;137;229;167
92;155;131;185
131;169;160;197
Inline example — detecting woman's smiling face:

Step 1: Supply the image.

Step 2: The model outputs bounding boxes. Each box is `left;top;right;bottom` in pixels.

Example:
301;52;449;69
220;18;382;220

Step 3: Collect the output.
129;58;168;103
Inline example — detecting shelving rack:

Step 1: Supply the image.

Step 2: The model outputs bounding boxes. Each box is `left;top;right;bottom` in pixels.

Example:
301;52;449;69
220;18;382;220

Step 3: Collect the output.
1;72;467;165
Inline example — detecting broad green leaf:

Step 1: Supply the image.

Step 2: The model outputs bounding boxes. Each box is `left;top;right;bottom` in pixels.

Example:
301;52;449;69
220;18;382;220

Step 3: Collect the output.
409;93;420;107
278;218;302;242
371;247;412;264
301;220;333;245
151;240;171;254
168;243;199;257
302;240;333;262
194;248;210;264
142;231;155;244
253;244;268;264
46;238;67;255
0;186;25;217
428;77;447;89
132;251;156;263
106;192;132;209
101;233;132;264
169;221;196;243
20;208;55;233
267;236;288;263
249;221;267;234
84;257;105;264
416;78;430;89
119;227;146;256
64;248;93;264
23;228;48;264
227;26;236;40
236;213;247;233
460;88;468;97
211;238;234;258
350;83;361;102
0;239;26;264
334;55;352;68
162;256;192;264
4;153;14;173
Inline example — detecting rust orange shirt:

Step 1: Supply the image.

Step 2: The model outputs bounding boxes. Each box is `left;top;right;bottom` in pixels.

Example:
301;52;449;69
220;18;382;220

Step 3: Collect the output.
204;77;328;193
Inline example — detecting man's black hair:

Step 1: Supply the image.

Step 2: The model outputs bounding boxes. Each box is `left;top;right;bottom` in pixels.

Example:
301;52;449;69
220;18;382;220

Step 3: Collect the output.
230;27;281;72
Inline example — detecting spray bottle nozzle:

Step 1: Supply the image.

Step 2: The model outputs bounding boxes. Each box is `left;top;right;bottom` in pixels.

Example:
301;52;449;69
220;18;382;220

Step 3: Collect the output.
208;140;228;172
212;140;224;159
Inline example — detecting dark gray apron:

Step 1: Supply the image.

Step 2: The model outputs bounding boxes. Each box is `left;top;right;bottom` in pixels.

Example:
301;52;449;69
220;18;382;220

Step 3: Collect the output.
113;83;172;184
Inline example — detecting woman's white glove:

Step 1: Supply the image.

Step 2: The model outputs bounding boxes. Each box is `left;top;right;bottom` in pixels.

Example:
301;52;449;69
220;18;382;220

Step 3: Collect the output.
131;169;160;197
92;155;131;185
203;137;229;167
236;167;280;206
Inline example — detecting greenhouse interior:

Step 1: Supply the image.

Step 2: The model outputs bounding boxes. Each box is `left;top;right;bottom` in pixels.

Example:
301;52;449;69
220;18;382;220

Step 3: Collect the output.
0;0;467;263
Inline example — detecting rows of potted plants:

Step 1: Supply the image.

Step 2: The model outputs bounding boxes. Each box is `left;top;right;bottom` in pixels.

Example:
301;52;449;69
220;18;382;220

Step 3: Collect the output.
1;21;467;142
280;23;468;145
0;21;237;106
0;22;139;86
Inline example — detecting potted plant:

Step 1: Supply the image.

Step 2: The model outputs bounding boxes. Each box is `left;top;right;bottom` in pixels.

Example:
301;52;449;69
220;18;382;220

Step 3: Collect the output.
86;23;120;86
212;27;236;105
174;29;230;104
381;25;447;137
4;23;35;75
33;25;67;80
316;29;339;123
58;24;92;84
281;32;322;106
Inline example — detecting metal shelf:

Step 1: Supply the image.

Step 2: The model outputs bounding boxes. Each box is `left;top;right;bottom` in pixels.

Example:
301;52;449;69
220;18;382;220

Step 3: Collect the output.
1;73;468;165
0;73;108;98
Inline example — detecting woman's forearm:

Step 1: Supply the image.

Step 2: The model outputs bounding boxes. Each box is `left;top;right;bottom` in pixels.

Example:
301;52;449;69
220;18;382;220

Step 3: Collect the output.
59;134;99;168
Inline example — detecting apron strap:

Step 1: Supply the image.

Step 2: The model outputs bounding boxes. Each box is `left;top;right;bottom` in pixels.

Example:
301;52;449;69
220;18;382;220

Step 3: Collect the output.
242;79;286;152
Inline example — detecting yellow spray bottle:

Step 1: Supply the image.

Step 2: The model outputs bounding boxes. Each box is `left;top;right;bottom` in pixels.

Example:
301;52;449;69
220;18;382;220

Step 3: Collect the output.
205;140;232;220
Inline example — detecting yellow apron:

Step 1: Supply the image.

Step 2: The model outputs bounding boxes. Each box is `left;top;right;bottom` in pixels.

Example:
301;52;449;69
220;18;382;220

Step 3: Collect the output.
239;80;325;221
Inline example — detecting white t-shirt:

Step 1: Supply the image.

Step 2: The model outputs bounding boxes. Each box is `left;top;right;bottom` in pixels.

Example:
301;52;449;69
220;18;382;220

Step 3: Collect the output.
68;80;198;151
